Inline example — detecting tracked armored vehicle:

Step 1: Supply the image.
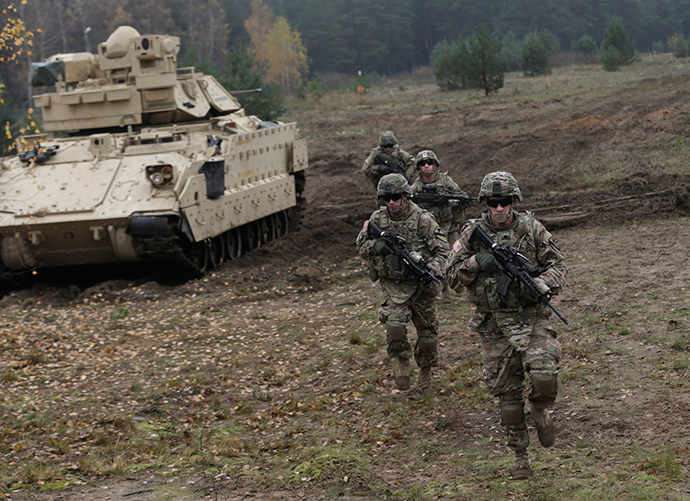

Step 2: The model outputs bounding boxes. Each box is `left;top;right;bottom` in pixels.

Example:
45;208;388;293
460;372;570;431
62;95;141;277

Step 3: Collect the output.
0;26;308;276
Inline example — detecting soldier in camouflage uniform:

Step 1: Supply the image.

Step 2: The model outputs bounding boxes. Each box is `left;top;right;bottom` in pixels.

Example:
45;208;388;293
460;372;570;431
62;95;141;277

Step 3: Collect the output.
356;173;450;394
446;172;568;479
361;131;415;189
410;150;469;300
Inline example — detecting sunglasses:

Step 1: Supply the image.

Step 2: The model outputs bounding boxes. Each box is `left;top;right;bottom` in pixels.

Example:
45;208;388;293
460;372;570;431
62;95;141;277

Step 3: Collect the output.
486;196;513;208
418;160;435;167
382;144;394;148
379;193;403;202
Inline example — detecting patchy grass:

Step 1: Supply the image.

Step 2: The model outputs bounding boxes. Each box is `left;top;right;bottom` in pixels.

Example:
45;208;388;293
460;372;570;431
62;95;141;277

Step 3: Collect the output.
1;219;689;500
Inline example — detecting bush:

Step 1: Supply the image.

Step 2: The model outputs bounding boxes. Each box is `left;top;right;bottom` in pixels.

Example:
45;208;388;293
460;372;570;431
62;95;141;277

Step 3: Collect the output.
668;33;689;58
306;72;325;99
573;35;598;55
651;40;665;53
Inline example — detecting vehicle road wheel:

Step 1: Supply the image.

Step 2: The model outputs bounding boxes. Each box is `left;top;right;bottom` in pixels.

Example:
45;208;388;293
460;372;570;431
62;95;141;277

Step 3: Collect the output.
225;227;242;260
209;235;226;269
243;221;261;251
258;217;273;245
274;210;289;238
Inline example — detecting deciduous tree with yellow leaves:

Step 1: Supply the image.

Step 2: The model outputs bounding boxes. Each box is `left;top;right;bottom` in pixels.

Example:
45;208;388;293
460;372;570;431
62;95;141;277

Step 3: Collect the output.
0;2;32;64
244;0;274;69
244;0;309;95
263;17;308;95
0;2;37;155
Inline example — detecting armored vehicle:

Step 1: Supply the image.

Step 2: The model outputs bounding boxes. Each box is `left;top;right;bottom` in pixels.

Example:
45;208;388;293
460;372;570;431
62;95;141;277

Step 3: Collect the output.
0;26;308;276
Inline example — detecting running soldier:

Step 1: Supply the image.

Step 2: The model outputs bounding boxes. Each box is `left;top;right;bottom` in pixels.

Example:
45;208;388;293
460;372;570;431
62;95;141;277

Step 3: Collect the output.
361;131;414;189
410;149;469;300
446;171;568;479
356;173;450;394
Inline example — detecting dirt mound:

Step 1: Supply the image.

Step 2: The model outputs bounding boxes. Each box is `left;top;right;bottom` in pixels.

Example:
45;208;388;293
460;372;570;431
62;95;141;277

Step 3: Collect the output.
284;74;690;276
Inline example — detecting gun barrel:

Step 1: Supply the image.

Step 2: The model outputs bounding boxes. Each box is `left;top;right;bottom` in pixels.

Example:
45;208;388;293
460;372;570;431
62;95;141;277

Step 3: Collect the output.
229;88;263;95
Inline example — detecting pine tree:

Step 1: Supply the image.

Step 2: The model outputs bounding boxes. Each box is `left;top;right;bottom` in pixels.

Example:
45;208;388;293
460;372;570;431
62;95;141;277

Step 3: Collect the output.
602;45;622;71
431;39;464;91
465;26;505;97
602;20;635;68
220;45;284;121
521;36;551;76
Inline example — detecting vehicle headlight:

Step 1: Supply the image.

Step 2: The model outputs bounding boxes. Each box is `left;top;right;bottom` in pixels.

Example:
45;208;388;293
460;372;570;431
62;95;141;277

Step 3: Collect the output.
146;164;174;187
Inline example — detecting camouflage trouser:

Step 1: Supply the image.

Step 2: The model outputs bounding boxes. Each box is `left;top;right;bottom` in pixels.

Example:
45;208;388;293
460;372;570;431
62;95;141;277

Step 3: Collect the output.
378;286;440;368
469;309;561;452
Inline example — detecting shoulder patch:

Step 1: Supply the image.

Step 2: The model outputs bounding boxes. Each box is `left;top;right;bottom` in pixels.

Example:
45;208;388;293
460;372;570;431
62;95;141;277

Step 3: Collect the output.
453;240;463;253
363;220;369;232
434;228;448;243
365;158;370;164
549;238;561;253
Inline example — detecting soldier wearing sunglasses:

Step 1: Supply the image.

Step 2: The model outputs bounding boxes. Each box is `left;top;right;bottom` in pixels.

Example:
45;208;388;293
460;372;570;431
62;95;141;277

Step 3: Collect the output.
356;173;450;395
410;150;470;300
361;130;414;189
446;171;568;480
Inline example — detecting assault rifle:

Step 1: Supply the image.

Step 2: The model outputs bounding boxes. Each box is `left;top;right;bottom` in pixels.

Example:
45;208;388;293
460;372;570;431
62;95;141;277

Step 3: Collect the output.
367;219;441;290
373;154;411;183
18;143;59;164
469;225;569;324
408;184;476;209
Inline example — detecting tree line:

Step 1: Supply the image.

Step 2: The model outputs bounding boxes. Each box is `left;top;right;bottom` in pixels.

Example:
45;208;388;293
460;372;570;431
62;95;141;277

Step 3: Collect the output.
2;0;690;127
432;20;639;97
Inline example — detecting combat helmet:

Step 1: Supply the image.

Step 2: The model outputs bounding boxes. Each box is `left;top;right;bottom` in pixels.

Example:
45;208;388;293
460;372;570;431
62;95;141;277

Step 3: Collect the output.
377;173;411;197
478;171;523;202
379;131;398;148
415;149;439;168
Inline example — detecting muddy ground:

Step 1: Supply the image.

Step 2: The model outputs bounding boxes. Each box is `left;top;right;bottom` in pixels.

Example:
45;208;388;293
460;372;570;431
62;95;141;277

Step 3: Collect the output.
3;60;690;500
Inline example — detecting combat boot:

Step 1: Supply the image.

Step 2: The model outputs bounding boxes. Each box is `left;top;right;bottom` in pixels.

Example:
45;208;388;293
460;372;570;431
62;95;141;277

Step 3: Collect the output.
511;449;532;479
531;404;555;447
418;367;434;395
395;357;411;390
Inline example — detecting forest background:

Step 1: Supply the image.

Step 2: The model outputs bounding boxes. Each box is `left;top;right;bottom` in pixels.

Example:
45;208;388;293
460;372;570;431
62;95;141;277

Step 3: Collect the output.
3;0;690;126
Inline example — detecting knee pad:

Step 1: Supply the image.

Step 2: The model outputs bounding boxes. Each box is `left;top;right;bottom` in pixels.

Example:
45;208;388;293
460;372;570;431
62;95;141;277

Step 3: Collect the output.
418;337;437;354
531;373;558;399
500;399;525;425
386;322;406;341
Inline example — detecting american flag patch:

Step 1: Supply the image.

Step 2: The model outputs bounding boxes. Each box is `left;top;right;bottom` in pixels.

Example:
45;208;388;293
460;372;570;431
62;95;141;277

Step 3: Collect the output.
363;220;369;232
453;240;462;253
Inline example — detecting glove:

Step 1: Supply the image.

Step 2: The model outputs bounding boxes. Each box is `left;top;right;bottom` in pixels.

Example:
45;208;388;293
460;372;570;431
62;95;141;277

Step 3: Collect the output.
523;277;552;303
474;252;501;272
533;277;552;296
377;163;395;174
373;239;392;255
